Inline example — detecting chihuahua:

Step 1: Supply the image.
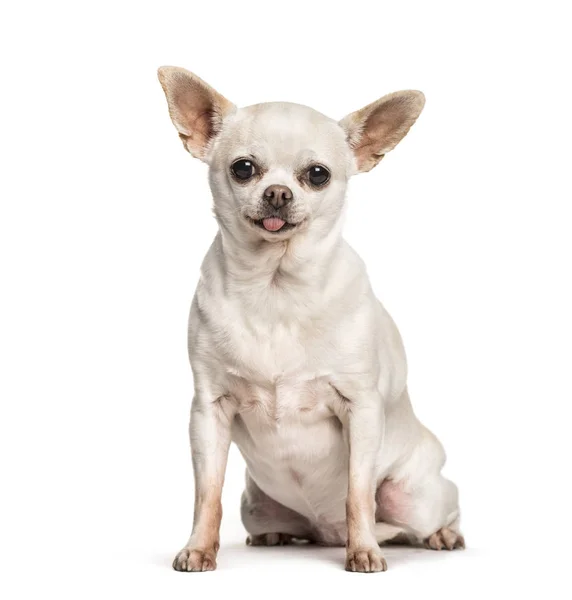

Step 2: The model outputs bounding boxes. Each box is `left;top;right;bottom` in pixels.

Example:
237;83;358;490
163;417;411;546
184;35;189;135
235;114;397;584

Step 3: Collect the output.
158;66;463;573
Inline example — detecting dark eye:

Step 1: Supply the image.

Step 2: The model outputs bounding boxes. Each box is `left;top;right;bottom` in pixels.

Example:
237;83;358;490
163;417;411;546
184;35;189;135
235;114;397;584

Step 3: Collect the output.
307;165;330;187
231;159;256;181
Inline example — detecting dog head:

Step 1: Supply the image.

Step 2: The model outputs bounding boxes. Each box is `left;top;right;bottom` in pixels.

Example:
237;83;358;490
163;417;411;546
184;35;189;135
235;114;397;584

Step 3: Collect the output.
158;67;425;243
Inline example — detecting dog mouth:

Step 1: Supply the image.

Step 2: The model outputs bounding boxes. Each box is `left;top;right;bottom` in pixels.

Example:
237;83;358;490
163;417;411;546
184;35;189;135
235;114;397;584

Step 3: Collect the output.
247;216;298;233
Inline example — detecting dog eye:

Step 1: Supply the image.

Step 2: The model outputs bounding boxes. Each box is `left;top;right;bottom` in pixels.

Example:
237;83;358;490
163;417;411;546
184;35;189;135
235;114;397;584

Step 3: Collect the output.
231;159;256;181
307;165;330;187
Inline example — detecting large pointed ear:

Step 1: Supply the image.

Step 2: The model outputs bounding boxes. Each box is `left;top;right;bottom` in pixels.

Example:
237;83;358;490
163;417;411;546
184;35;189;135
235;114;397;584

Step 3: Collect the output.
339;90;425;173
157;66;236;160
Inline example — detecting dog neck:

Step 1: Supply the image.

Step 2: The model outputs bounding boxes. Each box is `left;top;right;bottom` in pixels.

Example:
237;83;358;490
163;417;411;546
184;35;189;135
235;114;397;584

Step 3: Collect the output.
214;213;345;291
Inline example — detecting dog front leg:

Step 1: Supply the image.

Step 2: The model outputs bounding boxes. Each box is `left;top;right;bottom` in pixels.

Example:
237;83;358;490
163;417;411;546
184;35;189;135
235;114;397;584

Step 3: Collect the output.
173;392;235;572
335;386;387;573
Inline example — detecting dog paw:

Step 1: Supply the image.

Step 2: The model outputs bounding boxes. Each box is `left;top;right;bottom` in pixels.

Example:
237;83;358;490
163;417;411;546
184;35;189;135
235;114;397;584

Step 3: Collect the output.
246;532;294;546
172;547;217;572
345;547;388;573
424;528;465;551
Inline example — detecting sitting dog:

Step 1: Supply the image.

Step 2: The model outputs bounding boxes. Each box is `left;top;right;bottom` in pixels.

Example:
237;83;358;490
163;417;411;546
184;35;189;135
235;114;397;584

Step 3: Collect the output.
158;66;464;573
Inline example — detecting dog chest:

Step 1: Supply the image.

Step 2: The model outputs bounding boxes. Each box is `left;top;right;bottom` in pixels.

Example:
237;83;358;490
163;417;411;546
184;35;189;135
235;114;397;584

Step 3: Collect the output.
228;374;338;424
221;305;330;381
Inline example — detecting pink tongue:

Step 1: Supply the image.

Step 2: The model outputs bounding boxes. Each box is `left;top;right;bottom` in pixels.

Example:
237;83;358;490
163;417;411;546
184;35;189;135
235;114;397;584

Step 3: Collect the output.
262;217;286;231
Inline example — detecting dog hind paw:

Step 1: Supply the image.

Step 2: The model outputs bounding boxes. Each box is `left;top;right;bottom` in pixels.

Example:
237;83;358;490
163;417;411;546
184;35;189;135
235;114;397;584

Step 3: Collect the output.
424;527;465;551
246;532;294;546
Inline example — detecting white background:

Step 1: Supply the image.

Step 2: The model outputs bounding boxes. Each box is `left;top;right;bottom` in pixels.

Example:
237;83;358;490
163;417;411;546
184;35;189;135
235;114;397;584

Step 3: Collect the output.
1;1;571;598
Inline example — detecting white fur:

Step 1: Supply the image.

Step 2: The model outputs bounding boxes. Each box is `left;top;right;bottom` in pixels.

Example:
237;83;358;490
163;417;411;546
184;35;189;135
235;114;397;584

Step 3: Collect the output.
158;68;462;572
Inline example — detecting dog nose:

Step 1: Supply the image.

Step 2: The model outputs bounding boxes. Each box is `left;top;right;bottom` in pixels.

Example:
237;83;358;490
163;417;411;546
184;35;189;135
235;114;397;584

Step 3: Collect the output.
263;185;293;209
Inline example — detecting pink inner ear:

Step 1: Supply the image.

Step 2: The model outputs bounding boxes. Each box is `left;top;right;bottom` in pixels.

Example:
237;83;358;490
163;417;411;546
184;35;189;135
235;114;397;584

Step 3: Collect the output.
178;108;215;149
171;82;216;148
353;129;386;172
346;92;424;173
159;68;235;159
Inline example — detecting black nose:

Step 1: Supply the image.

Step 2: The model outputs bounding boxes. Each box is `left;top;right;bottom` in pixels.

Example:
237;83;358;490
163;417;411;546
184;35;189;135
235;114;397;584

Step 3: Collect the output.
263;185;293;209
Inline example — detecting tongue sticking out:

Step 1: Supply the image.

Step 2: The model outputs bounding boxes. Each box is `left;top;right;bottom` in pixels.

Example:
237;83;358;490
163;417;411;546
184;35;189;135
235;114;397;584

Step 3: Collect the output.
262;217;286;232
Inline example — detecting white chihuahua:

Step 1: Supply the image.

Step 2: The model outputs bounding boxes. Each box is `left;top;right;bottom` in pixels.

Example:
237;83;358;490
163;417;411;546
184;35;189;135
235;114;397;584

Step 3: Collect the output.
158;66;463;573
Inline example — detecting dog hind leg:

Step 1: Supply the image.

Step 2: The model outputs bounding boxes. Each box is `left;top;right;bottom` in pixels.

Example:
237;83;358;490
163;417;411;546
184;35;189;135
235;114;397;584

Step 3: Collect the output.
374;522;409;545
241;471;314;545
376;474;464;550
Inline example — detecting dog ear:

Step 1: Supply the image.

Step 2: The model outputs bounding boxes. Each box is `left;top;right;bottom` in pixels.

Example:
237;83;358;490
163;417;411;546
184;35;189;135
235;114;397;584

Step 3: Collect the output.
339;91;425;173
157;66;236;160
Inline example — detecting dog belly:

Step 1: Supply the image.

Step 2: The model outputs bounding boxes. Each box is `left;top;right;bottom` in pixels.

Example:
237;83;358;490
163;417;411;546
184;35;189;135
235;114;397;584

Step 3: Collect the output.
232;412;349;544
